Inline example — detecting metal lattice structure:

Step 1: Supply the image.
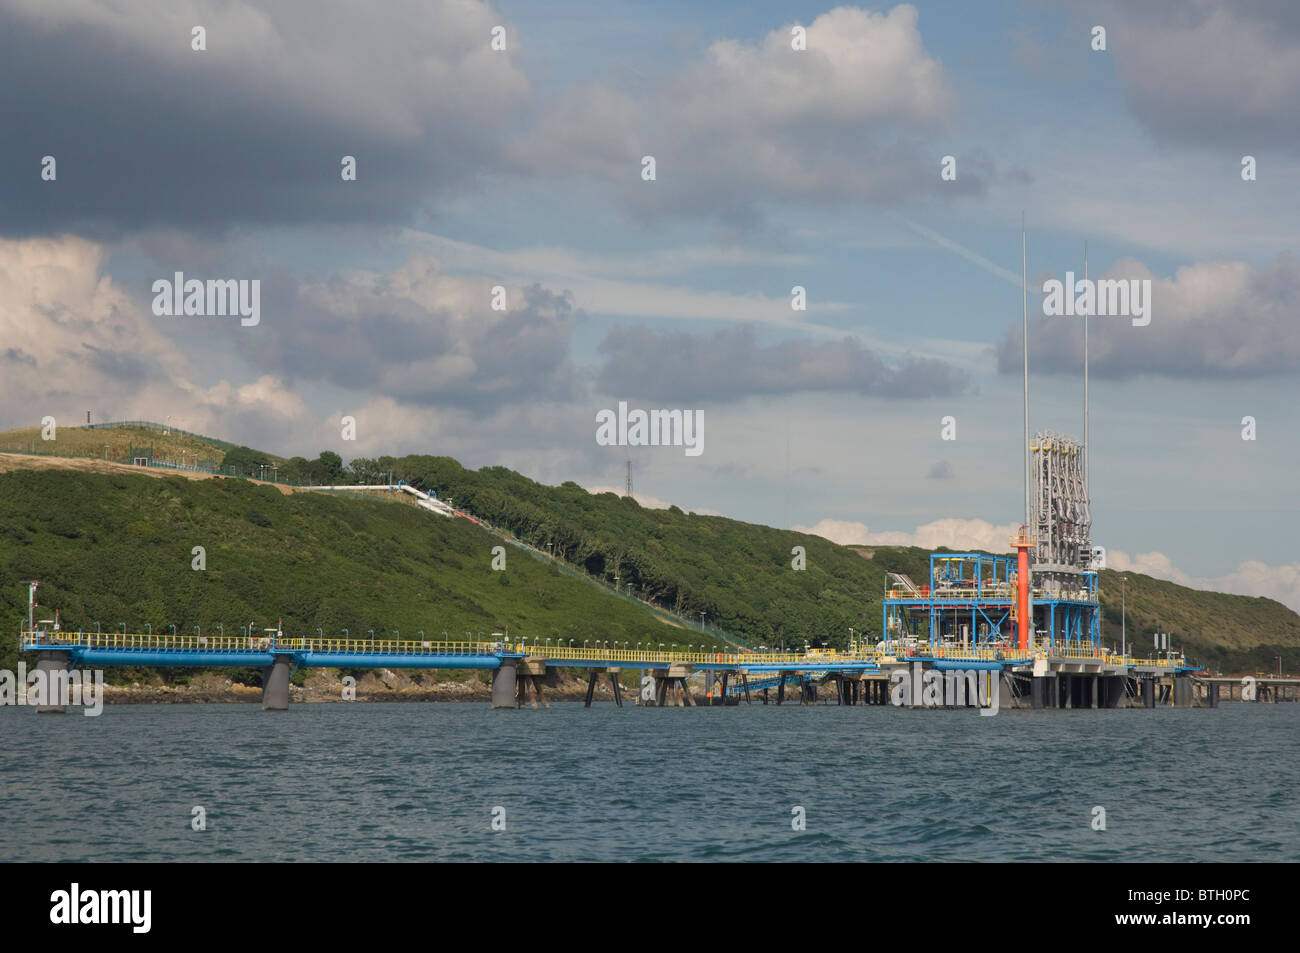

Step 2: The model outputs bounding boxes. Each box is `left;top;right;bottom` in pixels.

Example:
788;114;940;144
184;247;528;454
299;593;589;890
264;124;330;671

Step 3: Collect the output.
1030;431;1092;578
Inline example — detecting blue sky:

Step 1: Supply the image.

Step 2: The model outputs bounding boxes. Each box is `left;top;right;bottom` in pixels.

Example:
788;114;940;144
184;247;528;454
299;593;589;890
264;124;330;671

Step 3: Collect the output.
1;0;1297;610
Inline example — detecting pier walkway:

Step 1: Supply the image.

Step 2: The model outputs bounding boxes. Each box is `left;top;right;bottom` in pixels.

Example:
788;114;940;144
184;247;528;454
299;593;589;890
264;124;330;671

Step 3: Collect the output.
21;628;1197;712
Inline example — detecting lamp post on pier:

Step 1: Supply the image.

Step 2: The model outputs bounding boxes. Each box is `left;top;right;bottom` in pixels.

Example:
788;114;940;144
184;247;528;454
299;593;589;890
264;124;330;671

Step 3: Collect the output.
1119;575;1127;661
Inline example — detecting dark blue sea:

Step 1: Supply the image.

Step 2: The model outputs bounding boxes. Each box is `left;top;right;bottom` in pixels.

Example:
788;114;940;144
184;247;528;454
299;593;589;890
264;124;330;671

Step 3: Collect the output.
2;702;1296;862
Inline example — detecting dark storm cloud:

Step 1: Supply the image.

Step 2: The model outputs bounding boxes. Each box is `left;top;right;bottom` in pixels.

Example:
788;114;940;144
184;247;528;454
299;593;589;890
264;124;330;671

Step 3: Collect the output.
237;263;582;411
0;0;527;238
78;344;154;381
596;324;971;403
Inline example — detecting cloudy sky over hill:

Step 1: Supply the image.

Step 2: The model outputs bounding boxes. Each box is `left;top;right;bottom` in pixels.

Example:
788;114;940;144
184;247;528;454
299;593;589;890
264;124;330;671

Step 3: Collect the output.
2;0;1297;610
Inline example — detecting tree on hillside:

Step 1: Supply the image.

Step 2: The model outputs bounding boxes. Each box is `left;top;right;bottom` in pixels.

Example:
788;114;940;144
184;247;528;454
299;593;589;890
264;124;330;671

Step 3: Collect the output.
316;451;345;484
221;446;266;477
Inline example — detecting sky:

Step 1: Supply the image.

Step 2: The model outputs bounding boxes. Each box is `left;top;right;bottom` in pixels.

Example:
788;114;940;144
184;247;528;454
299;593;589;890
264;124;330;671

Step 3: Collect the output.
1;0;1297;611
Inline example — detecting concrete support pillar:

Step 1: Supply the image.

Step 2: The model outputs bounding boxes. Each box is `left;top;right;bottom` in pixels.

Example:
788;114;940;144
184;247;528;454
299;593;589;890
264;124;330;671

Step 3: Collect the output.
1206;682;1219;708
1105;676;1123;708
1091;675;1099;709
1174;675;1192;708
1143;678;1156;708
262;655;292;711
1030;677;1045;710
491;658;518;709
35;651;70;714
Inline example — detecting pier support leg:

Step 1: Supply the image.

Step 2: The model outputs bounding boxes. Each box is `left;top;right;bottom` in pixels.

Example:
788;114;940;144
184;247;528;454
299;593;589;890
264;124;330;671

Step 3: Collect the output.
610;672;623;708
1031;677;1045;710
1091;675;1099;709
1104;676;1122;708
262;655;292;711
34;651;70;714
491;658;518;710
1174;675;1192;708
742;674;752;705
584;669;599;708
1206;682;1219;708
1143;678;1156;708
777;677;785;706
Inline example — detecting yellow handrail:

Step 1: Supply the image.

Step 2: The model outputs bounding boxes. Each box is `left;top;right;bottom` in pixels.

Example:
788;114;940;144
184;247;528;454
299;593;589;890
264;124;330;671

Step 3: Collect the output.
19;630;1186;668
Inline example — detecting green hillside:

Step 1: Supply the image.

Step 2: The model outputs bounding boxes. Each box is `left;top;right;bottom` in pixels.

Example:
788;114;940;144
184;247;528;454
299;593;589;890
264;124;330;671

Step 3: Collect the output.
0;468;724;675
2;444;1297;677
306;454;1300;673
1097;569;1300;673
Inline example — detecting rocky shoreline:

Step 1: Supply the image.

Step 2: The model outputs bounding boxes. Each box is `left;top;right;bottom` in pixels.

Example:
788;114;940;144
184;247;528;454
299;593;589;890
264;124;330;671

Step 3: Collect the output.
97;667;632;704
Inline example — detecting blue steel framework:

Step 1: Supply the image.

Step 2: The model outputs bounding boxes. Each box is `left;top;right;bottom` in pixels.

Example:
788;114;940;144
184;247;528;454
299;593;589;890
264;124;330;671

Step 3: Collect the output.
882;552;1100;652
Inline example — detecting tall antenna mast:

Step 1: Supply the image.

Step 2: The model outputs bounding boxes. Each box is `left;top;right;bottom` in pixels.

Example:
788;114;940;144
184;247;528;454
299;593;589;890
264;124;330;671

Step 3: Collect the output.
1083;240;1089;494
1022;214;1031;531
625;458;633;498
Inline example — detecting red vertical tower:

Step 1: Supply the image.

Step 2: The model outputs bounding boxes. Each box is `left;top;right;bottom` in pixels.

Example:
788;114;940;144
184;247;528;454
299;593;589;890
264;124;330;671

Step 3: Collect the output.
1011;528;1035;651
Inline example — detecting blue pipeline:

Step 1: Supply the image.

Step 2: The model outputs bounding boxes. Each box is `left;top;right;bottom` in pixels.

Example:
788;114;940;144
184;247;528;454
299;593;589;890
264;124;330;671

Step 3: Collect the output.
927;660;1006;671
56;649;503;669
69;649;278;667
46;646;879;674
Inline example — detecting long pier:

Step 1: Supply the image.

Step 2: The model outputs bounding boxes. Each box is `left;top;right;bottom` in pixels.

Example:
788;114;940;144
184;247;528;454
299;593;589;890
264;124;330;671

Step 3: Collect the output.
17;628;1226;713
